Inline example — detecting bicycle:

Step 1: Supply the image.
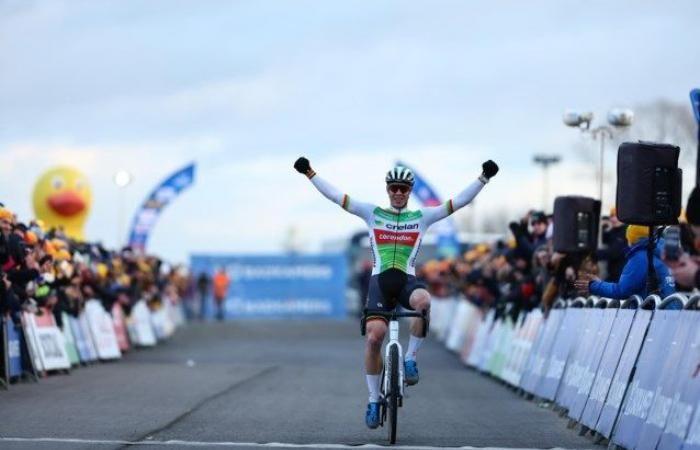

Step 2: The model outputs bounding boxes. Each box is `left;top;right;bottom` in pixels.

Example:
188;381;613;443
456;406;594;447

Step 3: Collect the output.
361;308;429;445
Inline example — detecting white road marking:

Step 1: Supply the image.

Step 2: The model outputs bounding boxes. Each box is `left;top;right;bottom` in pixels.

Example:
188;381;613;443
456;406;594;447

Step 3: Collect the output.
0;436;570;449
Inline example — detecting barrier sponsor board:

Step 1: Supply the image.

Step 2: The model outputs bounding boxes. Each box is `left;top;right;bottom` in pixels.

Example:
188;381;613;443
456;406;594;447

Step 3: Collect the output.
537;308;580;401
60;313;80;366
568;307;618;421
446;300;478;353
84;300;121;360
612;310;682;449
23;310;71;371
5;317;22;377
503;310;543;387
521;308;564;394
637;311;696;450
69;315;94;363
78;313;99;361
659;311;700;450
459;304;486;365
597;309;652;438
580;308;636;430
190;254;347;319
467;309;495;368
129;301;157;347
111;303;130;352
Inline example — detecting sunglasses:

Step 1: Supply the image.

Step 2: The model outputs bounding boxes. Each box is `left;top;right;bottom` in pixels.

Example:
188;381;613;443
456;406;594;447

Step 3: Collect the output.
388;184;411;194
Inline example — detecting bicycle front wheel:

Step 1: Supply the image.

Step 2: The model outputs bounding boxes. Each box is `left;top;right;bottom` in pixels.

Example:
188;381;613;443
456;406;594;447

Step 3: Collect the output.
387;344;399;444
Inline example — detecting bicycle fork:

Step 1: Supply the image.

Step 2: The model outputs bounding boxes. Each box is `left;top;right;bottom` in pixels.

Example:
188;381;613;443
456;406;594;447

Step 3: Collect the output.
383;320;405;400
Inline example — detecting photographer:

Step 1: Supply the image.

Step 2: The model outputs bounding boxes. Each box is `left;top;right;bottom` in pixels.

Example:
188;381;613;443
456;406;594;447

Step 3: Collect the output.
596;209;628;282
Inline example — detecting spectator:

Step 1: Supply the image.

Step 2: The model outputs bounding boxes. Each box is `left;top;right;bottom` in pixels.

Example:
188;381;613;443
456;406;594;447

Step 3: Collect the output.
670;187;699;290
574;225;676;299
212;267;230;321
195;272;210;320
596;208;628;281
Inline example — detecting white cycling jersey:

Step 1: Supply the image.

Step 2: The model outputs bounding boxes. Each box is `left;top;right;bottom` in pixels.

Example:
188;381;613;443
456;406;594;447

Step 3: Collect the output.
310;174;487;276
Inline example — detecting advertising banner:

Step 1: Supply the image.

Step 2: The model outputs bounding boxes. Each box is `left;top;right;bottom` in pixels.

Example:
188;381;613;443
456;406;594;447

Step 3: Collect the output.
581;308;636;430
190;254;347;319
658;312;700;450
637;311;696;450
111;303;130;352
534;307;571;400
556;308;600;410
467;309;495;368
597;309;652;438
130;301;157;346
504;310;543;387
568;307;618;422
5;317;22;377
612;310;682;449
538;308;581;401
69;316;93;363
84;300;121;360
23;310;71;371
60;313;80;366
78;312;99;361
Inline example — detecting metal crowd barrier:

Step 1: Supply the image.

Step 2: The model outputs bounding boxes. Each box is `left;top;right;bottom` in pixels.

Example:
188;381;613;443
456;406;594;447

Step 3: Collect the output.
436;291;700;449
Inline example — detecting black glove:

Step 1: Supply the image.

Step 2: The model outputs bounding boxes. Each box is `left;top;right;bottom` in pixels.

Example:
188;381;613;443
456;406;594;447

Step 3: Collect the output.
294;157;311;174
509;221;523;238
482;160;499;179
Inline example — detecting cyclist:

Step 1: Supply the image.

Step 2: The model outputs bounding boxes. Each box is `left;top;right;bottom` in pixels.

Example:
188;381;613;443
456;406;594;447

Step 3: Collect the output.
293;156;499;429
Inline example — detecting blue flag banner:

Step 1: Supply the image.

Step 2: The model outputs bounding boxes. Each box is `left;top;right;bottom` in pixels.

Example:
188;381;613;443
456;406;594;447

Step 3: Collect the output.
128;163;196;251
612;310;682;449
581;309;636;430
190;254;347;319
397;161;460;258
691;89;700;125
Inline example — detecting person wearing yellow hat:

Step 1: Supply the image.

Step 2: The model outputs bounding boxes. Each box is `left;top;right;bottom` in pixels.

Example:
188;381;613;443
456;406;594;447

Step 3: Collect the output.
575;224;676;299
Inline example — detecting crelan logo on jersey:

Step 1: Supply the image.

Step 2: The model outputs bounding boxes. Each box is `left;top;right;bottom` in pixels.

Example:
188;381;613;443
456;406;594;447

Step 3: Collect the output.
386;223;418;231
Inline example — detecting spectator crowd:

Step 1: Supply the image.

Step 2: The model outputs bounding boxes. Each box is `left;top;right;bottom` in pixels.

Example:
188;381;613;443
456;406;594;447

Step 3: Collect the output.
411;187;700;319
0;203;191;337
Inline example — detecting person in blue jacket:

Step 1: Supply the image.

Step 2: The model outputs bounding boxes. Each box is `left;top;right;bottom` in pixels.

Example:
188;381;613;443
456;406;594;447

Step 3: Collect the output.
574;224;676;299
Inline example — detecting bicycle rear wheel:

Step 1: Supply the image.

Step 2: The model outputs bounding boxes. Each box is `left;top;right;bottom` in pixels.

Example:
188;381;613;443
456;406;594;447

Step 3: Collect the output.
387;344;399;444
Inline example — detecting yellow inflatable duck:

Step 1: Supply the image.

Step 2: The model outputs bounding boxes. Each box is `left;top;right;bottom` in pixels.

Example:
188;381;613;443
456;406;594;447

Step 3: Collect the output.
32;167;92;241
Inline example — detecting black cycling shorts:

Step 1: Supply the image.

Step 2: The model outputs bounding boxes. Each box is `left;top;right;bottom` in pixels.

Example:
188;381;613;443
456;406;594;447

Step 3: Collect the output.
365;274;427;322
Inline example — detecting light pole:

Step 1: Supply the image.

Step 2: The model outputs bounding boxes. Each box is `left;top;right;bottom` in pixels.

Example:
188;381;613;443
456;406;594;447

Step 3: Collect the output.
532;154;562;211
563;108;633;203
113;170;133;249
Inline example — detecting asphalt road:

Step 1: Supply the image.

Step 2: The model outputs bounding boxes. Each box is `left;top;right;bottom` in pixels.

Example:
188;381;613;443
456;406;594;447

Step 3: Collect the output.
0;320;595;449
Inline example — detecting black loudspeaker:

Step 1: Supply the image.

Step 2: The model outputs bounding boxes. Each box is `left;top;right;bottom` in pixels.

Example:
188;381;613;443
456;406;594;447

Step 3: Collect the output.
553;196;602;253
616;141;683;225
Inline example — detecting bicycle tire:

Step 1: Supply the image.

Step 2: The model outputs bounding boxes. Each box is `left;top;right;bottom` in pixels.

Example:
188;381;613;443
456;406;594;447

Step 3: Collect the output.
387;344;399;444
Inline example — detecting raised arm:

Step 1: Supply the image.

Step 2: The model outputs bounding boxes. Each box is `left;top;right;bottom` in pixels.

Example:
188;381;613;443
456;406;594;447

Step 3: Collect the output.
294;157;374;222
421;160;499;227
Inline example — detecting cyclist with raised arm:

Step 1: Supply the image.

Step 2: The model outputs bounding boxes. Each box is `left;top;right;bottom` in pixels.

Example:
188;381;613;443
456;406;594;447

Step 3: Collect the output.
294;157;499;429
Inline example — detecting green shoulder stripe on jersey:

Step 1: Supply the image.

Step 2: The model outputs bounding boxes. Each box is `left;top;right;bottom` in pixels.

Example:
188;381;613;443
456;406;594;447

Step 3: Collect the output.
373;208;422;223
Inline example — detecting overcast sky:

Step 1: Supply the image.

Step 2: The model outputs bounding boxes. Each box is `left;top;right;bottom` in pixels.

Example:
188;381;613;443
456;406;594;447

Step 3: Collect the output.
1;0;699;263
